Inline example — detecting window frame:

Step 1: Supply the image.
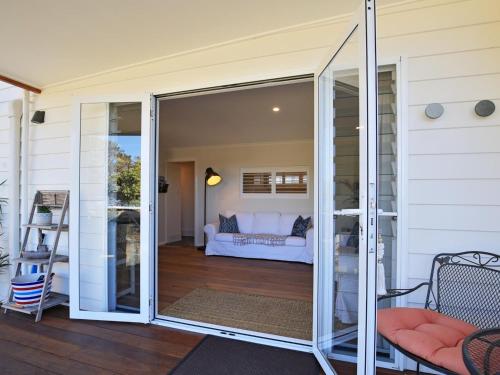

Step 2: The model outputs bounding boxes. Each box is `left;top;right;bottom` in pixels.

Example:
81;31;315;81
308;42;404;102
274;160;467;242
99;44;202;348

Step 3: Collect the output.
240;166;310;199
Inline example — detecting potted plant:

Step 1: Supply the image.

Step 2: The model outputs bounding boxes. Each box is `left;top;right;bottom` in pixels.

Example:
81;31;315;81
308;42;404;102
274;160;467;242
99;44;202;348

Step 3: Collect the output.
35;205;53;225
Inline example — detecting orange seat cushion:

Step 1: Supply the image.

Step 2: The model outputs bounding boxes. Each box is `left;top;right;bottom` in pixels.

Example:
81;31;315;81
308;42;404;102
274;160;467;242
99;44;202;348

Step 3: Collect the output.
378;307;478;375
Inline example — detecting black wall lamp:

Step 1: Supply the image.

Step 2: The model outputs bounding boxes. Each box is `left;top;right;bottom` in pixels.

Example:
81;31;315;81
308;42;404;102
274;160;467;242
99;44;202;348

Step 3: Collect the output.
31;110;45;124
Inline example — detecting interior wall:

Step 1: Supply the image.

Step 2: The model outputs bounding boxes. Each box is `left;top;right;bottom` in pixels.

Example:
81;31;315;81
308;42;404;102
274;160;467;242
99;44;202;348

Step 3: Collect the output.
165;162;182;243
162;161;195;243
179;162;195;237
164;141;313;247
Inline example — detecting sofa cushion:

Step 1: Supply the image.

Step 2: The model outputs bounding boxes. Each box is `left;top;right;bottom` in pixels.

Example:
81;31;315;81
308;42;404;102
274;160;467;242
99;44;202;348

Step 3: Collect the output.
378;307;477;375
291;216;312;238
278;214;300;235
219;214;239;233
252;212;280;234
224;211;254;234
214;233;234;242
285;236;306;247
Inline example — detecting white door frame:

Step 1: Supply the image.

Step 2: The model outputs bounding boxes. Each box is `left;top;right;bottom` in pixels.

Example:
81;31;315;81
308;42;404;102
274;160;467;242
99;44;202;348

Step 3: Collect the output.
70;93;151;323
313;1;379;374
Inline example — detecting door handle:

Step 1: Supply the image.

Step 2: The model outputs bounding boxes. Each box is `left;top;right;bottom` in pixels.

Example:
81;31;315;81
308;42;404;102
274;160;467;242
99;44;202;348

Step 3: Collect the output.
377;209;397;220
334;208;361;216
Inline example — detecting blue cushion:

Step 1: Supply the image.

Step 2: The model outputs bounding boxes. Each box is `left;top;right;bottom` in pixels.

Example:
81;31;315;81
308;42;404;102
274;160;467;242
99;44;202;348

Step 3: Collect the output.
219;214;240;233
291;216;312;238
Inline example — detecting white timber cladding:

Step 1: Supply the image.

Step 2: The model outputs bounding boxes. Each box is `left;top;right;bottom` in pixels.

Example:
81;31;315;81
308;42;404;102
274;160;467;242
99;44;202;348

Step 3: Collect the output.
0;84;23;269
24;0;500;308
79;103;108;311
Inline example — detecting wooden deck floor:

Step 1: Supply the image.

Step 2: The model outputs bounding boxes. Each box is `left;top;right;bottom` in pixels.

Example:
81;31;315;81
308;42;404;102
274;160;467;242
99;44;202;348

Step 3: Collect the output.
0;306;414;374
0;306;203;375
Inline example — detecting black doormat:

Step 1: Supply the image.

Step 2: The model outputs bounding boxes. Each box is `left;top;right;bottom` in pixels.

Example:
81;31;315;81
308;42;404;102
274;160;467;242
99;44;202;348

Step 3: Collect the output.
169;336;321;375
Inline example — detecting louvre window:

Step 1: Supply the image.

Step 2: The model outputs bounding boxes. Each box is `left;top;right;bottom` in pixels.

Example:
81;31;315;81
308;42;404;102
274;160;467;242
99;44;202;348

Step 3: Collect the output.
242;172;272;194
275;171;308;194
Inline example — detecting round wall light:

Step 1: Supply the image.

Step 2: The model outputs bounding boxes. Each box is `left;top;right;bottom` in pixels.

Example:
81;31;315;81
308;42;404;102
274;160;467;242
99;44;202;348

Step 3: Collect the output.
272;107;280;112
475;100;495;117
425;103;444;119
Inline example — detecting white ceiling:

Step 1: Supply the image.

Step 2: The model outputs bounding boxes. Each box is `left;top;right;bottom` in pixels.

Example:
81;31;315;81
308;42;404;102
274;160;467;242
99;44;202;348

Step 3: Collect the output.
0;1;395;88
159;81;313;148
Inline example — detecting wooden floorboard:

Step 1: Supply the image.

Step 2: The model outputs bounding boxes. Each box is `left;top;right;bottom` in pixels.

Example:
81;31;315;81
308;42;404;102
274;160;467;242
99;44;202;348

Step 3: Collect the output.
0;305;413;374
0;306;203;375
157;243;314;312
0;243;411;374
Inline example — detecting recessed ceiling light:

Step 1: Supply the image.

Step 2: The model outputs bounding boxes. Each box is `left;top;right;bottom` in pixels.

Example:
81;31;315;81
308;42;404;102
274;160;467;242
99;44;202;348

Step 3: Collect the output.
272;107;280;112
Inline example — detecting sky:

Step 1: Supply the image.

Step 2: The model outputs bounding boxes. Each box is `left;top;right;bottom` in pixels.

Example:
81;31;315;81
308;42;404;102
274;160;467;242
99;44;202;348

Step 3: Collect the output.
110;135;141;159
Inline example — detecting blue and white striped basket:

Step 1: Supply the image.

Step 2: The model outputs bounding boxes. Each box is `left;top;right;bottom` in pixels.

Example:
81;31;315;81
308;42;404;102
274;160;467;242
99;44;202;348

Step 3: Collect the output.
11;273;54;307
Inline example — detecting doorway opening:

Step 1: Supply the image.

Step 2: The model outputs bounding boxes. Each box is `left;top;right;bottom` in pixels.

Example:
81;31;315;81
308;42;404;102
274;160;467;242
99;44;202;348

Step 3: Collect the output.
155;77;315;344
159;161;195;247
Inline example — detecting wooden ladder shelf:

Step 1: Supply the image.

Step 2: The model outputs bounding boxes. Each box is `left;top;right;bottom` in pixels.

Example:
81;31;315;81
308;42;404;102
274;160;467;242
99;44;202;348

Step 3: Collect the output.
3;190;70;322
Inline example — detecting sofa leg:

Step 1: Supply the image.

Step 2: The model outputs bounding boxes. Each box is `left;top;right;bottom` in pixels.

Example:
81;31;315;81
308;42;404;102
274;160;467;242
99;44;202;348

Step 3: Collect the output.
416;362;420;375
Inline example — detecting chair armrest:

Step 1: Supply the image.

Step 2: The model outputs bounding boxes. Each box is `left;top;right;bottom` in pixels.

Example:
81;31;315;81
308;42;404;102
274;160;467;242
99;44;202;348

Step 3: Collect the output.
204;223;219;242
377;282;430;302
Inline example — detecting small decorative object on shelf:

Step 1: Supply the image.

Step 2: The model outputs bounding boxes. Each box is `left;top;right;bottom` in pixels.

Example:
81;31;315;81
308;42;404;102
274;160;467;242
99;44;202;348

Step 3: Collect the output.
35;205;53;225
21;250;50;259
11;273;54;308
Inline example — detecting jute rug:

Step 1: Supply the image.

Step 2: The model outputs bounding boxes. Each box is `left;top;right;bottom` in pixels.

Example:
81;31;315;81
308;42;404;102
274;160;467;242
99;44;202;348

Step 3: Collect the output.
169;336;320;375
161;288;312;340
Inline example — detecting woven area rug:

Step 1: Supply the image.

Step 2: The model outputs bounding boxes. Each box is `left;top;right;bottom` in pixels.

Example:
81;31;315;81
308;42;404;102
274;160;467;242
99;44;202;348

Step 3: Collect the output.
161;288;312;340
169;336;320;375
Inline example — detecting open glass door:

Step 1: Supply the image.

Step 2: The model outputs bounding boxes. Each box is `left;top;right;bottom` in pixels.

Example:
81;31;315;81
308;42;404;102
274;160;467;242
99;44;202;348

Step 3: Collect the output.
70;95;151;323
314;1;378;374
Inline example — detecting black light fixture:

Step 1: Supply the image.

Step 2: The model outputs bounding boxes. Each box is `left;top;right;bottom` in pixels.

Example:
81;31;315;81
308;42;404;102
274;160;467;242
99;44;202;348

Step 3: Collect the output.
205;167;222;187
199;167;222;250
31;110;45;124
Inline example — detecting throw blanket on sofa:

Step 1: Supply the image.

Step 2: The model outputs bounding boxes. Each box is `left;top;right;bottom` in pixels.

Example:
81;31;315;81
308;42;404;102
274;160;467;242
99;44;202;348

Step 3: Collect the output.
233;233;288;247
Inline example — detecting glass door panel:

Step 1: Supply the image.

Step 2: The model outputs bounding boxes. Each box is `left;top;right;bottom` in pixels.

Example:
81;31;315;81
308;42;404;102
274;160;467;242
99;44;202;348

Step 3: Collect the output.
317;27;362;367
376;67;399;364
71;96;151;323
314;1;378;373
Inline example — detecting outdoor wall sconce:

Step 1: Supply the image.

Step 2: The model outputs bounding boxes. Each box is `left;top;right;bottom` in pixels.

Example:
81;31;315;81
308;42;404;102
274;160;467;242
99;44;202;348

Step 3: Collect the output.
475;100;495;117
425;103;444;119
31;110;45;124
158;176;169;193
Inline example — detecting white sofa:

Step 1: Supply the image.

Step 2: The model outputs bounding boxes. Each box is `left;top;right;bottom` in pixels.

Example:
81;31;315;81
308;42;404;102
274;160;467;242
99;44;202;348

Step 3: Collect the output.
204;211;313;264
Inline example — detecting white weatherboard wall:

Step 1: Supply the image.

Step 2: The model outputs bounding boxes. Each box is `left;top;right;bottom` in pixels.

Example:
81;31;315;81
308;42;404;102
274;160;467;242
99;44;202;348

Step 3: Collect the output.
79;103;108;311
164;141;314;246
22;0;500;368
0;83;23;301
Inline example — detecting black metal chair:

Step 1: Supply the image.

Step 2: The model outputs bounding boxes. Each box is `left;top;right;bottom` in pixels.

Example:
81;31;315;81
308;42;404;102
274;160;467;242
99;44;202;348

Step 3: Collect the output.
378;251;500;374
